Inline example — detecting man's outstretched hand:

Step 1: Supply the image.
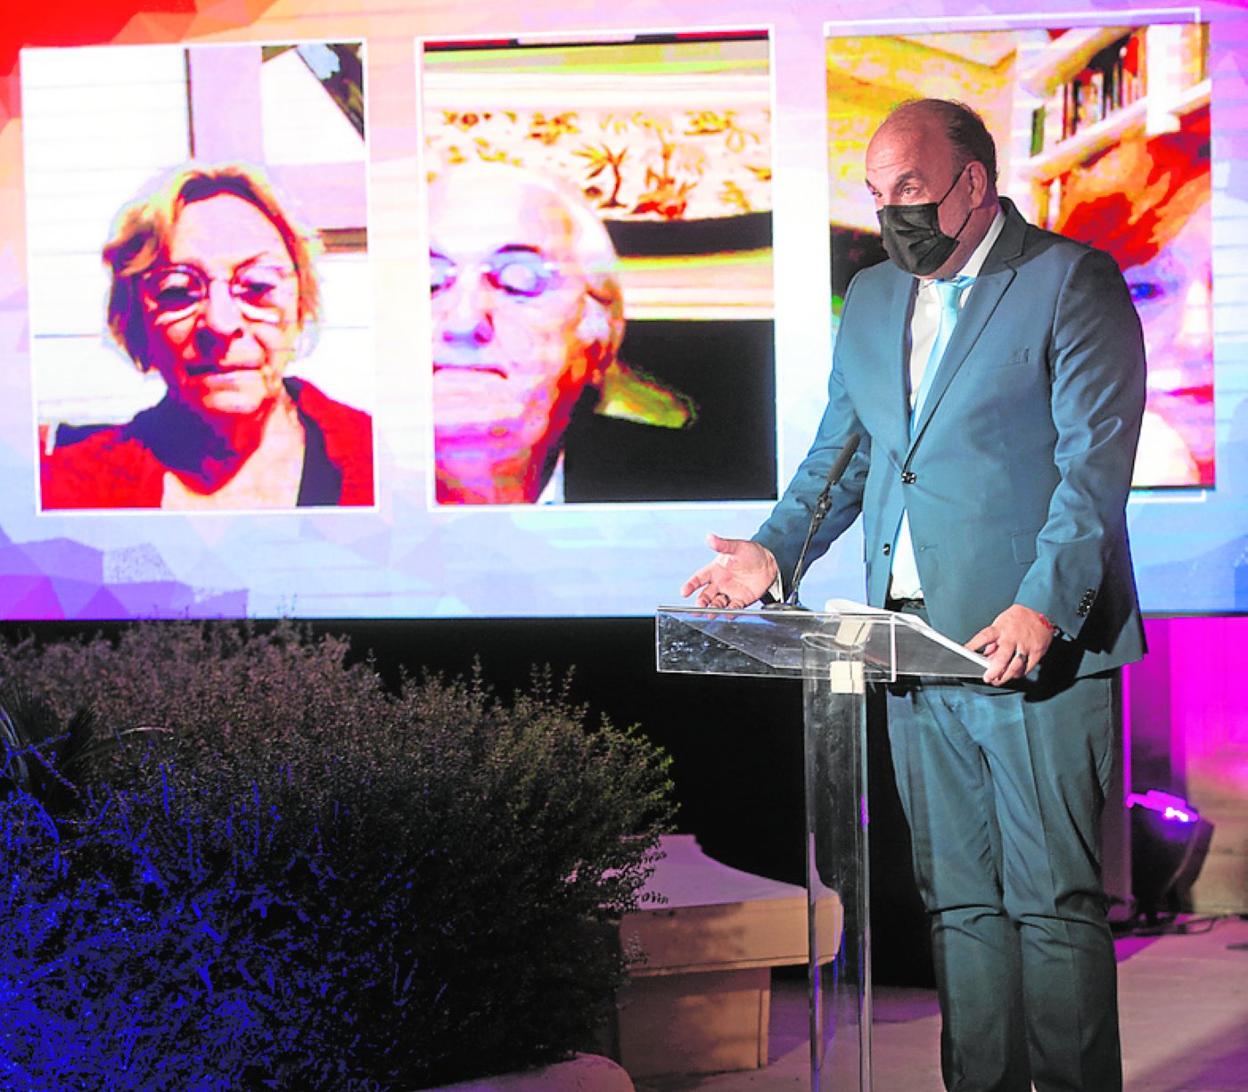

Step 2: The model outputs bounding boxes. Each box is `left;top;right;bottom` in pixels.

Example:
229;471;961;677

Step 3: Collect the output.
681;534;781;610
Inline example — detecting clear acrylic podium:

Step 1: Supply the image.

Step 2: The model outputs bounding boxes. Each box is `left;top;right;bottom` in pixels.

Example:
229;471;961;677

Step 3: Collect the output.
655;605;987;1091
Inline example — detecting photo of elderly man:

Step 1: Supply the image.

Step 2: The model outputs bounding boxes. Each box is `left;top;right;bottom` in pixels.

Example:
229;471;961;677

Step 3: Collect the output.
429;165;627;505
422;30;778;506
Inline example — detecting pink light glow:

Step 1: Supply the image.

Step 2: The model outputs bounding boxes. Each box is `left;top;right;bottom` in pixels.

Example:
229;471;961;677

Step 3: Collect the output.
1127;788;1200;824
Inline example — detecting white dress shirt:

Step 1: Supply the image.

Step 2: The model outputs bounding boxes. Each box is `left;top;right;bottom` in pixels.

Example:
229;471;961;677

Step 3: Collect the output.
537;453;565;505
888;208;1006;600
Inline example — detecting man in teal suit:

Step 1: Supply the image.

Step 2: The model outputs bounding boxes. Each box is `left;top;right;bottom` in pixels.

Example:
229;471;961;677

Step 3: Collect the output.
683;99;1146;1091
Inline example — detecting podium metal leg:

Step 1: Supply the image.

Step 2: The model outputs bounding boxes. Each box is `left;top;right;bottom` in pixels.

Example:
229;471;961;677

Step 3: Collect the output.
803;638;872;1091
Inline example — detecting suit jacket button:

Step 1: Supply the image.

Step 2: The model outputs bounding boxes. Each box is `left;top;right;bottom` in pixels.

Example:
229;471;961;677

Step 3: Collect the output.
901;471;917;484
882;543;891;556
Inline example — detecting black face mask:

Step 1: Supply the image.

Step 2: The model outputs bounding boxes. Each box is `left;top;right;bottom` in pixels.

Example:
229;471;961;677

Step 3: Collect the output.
877;165;973;277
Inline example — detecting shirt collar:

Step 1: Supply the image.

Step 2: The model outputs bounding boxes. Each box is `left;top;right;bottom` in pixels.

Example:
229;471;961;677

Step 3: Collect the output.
536;452;565;505
961;205;1006;278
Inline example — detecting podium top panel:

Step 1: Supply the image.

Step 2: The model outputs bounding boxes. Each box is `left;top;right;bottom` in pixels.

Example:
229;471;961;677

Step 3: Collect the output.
655;605;988;681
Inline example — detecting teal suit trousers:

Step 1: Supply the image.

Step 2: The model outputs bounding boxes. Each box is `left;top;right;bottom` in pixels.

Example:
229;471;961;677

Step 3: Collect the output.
886;661;1121;1092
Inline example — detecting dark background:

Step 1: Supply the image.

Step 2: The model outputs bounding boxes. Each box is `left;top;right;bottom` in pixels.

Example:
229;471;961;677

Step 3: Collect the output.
566;319;778;503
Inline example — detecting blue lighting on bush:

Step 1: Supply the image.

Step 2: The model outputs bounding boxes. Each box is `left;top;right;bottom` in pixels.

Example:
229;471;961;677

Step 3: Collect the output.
0;626;675;1089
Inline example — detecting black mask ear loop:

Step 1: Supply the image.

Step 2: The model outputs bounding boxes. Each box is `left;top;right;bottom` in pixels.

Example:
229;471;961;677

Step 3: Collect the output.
939;163;975;244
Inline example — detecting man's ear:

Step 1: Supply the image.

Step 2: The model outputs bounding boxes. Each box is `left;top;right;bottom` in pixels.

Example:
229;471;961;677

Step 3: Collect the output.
576;304;610;348
575;302;614;384
967;160;992;207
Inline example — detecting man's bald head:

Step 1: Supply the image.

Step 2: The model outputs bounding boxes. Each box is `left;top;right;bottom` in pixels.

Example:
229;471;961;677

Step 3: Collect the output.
880;99;999;188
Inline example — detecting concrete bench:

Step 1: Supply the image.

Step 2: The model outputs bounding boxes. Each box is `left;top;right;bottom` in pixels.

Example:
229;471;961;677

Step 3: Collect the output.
613;834;841;1078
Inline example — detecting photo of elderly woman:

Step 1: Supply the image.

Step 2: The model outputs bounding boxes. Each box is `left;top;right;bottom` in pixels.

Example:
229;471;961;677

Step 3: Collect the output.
40;163;373;510
27;40;374;512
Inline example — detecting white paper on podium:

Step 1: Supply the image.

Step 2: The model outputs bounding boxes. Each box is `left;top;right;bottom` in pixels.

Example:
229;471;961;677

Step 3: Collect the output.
823;598;991;673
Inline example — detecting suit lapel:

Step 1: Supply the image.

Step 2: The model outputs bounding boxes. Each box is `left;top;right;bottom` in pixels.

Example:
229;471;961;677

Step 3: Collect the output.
907;201;1027;453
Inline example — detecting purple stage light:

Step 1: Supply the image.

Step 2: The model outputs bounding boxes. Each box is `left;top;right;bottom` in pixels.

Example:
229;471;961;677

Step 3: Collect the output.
1128;788;1215;919
1127;789;1200;825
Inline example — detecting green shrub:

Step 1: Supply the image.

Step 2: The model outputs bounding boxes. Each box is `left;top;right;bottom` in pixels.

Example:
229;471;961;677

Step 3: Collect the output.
0;623;675;1090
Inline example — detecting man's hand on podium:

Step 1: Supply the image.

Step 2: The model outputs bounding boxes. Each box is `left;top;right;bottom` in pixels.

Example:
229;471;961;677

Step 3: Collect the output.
966;603;1056;686
681;534;781;610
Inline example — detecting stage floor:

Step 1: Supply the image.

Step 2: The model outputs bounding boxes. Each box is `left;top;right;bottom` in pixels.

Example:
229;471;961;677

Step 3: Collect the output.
635;915;1248;1092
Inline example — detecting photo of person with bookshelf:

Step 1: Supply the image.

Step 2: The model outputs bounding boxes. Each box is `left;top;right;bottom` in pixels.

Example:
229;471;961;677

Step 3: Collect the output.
1054;110;1212;487
1028;25;1207;155
1019;22;1211;487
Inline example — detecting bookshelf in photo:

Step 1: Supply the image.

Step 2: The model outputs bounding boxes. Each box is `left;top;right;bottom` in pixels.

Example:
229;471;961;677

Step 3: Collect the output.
1013;23;1209;230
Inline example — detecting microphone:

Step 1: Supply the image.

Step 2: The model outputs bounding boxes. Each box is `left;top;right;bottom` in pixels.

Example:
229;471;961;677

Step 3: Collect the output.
765;432;861;611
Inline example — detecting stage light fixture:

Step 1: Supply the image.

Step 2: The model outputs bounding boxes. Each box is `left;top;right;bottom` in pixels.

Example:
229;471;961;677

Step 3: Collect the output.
1127;789;1215;922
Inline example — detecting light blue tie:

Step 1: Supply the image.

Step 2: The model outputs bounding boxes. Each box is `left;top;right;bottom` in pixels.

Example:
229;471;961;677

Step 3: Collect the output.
911;274;973;433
